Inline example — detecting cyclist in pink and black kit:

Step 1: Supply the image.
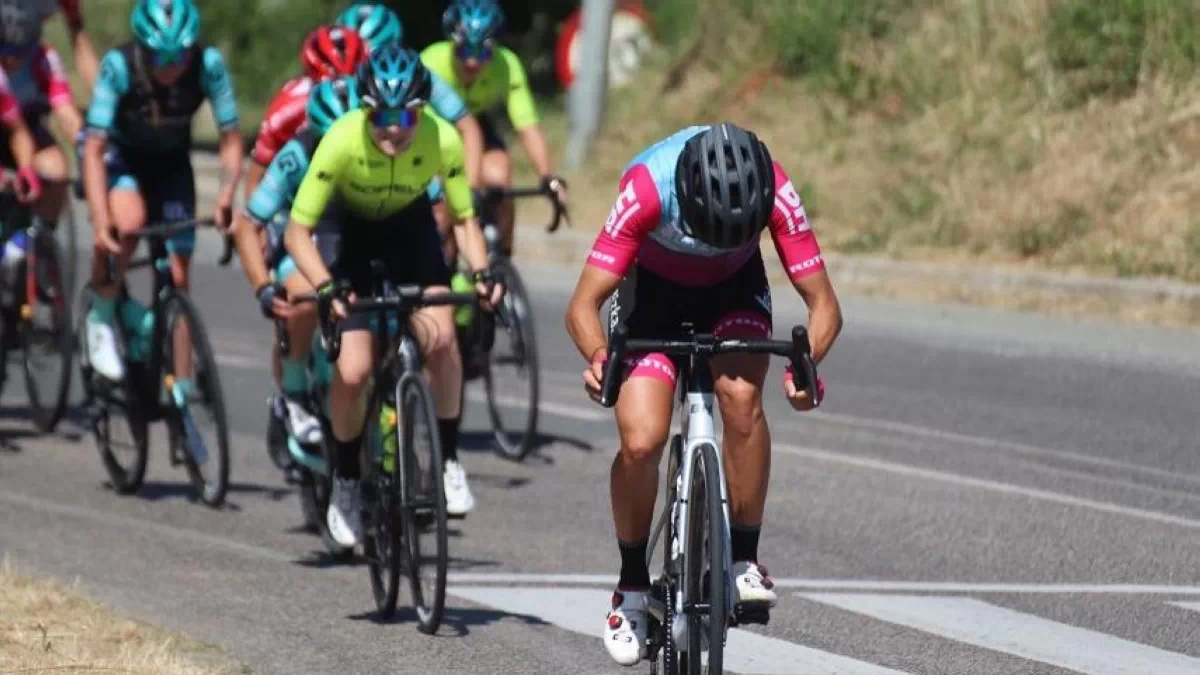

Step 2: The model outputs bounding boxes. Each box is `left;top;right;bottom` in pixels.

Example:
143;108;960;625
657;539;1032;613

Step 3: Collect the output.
565;122;843;666
0;67;43;201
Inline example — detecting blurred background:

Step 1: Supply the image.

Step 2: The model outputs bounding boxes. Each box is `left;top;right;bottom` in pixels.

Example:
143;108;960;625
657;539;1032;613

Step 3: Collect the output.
45;0;1200;287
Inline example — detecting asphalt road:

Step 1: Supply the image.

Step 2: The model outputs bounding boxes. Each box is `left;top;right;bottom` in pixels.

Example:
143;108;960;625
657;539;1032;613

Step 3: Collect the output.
2;217;1200;675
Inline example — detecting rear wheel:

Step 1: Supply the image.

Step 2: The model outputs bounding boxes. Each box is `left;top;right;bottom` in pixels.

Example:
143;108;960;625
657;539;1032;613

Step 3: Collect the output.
163;293;230;507
79;290;148;494
399;373;448;634
484;259;540;461
21;231;72;432
680;442;726;675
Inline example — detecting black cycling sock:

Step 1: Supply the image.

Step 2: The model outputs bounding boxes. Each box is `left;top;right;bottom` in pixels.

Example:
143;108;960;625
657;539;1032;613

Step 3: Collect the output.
617;539;651;590
439;417;460;463
730;522;761;563
336;434;362;480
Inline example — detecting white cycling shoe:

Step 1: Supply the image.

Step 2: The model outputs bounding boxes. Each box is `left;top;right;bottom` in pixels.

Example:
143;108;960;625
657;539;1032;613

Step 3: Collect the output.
281;396;323;445
604;589;648;666
732;561;778;607
85;316;125;381
326;477;362;548
443;459;475;516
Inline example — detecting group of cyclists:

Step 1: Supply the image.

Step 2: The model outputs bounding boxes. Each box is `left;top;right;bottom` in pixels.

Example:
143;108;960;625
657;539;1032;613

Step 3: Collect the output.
0;0;843;667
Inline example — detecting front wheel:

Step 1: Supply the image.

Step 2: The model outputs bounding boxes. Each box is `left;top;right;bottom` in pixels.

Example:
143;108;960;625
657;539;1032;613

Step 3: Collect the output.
364;374;402;617
680;442;726;675
483;259;540;461
163;293;230;507
21;232;72;432
399;373;448;634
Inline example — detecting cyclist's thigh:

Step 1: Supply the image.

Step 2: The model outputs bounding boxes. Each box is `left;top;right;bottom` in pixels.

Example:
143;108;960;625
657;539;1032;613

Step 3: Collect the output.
610;265;685;455
107;186;146;234
706;253;772;403
141;155;196;258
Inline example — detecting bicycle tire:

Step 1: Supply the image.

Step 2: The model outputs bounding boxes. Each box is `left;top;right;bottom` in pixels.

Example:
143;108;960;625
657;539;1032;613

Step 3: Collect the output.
680;442;726;674
56;201;79;295
399;373;448;634
658;435;683;675
484;258;540;461
364;375;402;617
78;289;148;493
22;233;72;432
163;293;230;507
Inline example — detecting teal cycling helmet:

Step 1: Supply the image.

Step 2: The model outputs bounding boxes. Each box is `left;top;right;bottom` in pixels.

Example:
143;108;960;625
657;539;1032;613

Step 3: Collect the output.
335;3;402;52
131;0;200;53
442;0;505;44
355;44;431;110
307;77;359;136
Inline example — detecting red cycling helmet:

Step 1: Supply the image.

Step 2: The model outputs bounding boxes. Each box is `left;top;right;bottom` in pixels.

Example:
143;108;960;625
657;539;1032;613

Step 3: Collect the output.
301;25;367;80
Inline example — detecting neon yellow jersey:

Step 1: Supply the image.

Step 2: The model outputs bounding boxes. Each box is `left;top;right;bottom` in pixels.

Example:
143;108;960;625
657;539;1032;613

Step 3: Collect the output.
420;41;539;130
290;108;474;227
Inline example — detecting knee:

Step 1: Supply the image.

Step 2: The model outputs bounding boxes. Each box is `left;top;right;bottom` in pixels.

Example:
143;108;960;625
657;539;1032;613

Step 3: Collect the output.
618;423;668;466
482;153;511;186
717;379;765;438
34;149;68;182
336;348;372;391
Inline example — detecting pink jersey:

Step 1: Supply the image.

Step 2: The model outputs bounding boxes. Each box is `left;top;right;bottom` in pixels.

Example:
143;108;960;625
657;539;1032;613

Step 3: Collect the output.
588;158;824;287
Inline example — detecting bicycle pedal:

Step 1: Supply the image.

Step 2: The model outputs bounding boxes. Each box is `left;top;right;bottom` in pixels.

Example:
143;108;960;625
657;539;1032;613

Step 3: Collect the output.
731;604;771;626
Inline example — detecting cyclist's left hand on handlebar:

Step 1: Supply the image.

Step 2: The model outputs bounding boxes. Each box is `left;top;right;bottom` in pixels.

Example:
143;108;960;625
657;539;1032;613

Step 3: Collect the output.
214;202;234;233
15;167;41;204
542;174;568;204
473;270;504;310
783;366;823;411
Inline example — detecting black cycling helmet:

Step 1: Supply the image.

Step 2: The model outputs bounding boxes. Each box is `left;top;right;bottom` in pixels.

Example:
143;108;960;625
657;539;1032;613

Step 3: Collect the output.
674;123;775;249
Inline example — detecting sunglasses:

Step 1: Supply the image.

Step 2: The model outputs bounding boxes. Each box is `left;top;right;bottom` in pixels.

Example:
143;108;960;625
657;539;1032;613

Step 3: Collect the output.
151;47;190;68
369;105;420;129
454;39;494;62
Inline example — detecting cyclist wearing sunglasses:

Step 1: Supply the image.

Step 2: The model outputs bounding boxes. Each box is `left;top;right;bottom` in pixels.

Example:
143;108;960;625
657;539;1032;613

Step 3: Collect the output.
284;45;502;546
422;0;566;260
79;0;242;382
234;77;362;455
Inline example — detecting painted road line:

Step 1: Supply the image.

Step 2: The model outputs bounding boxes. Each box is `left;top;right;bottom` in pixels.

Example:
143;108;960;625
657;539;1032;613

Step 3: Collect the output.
776;443;1200;531
448;586;909;675
464;388;607;421
802;593;1200;675
446;572;1200;595
1168;601;1200;614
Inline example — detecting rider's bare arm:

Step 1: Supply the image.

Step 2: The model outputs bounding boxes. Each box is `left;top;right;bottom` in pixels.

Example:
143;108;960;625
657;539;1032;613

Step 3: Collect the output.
454;114;484;190
565;264;622;364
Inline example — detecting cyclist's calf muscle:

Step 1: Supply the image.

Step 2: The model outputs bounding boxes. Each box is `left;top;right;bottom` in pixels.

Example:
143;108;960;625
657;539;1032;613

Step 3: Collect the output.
612;375;674;542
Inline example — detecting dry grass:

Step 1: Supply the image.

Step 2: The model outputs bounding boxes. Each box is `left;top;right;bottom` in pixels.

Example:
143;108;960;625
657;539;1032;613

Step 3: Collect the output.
543;0;1200;286
0;563;235;675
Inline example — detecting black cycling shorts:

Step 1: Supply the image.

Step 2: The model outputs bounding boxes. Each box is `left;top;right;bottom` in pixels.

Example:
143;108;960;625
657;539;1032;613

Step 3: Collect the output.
607;252;773;386
332;194;451;332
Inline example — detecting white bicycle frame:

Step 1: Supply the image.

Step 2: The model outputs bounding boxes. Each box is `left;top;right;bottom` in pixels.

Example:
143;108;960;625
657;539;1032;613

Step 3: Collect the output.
667;362;735;648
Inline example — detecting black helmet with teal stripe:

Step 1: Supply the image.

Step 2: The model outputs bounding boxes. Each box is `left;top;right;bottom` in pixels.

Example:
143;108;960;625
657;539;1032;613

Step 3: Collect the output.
131;0;200;54
442;0;504;44
355;44;431;110
335;3;402;53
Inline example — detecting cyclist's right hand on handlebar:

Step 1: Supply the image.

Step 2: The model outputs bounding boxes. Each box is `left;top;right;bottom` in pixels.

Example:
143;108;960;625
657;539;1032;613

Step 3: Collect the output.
255;282;291;320
94;221;121;254
583;350;606;403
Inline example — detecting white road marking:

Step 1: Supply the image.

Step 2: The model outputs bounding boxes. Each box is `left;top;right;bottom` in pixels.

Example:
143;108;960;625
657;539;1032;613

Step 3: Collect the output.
802;593;1200;675
776;443;1200;530
1168;601;1200;613
448;586;909;675
798;409;1200;486
446;572;1200;595
464;389;607;421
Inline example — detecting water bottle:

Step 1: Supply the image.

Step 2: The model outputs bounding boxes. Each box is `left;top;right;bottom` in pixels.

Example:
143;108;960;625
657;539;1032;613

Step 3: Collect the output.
380;401;398;474
0;230;27;308
119;298;154;362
